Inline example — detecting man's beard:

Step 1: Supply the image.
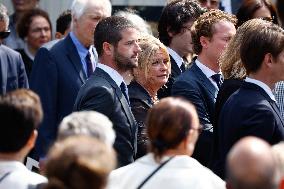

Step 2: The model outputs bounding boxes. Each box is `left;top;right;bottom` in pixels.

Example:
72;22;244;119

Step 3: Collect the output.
114;48;138;72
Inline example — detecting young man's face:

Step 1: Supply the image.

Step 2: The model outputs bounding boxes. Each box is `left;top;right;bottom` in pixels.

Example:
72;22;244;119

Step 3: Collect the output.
113;28;141;72
169;21;194;57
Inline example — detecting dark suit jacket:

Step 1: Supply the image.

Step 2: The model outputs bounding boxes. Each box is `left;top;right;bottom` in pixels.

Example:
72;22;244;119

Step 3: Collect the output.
74;68;137;167
210;79;243;167
172;61;218;166
158;55;183;98
30;34;87;158
128;81;153;158
0;44;28;94
212;82;284;179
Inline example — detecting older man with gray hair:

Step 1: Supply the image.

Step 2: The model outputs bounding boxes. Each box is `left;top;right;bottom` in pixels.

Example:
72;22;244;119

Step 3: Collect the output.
0;3;28;95
30;0;112;159
57;111;115;146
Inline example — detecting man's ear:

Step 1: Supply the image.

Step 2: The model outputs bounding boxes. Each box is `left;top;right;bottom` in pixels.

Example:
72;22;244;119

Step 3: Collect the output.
200;36;210;49
102;42;113;56
263;53;274;68
26;130;38;150
55;32;63;40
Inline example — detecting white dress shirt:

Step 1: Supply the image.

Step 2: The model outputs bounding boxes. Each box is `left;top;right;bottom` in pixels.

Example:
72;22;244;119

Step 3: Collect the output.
245;77;276;102
195;59;222;90
167;47;184;72
0;161;47;189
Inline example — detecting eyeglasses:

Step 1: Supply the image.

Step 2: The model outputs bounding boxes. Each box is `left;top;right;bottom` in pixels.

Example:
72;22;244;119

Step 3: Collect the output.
191;124;203;134
0;30;10;39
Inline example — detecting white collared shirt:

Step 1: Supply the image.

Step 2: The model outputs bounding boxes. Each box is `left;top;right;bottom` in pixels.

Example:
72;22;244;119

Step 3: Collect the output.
245;77;276;102
97;63;125;88
195;59;222;90
167;47;184;72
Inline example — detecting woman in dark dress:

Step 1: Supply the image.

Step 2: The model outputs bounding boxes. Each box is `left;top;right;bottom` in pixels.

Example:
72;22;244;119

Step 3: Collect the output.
128;35;171;158
16;9;52;78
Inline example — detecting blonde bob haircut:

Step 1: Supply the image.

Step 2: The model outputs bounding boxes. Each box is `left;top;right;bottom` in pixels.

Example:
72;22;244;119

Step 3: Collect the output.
133;35;171;80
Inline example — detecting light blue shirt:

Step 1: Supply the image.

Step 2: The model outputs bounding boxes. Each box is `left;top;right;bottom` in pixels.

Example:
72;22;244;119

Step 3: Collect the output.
69;32;96;76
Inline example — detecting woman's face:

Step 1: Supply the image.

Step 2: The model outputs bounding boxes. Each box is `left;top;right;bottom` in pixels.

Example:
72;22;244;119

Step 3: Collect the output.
146;49;170;89
252;5;273;21
27;15;51;51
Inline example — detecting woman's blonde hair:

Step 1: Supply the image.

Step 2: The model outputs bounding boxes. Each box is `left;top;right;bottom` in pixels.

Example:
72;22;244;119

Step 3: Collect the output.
133;35;170;80
219;19;264;79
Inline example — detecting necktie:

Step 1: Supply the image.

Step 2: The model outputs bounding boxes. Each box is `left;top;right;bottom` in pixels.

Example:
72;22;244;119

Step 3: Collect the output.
211;74;223;89
120;82;130;105
180;63;186;73
85;51;94;77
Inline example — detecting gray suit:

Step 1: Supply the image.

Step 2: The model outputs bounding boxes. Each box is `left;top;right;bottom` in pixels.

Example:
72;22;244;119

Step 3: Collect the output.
74;68;137;167
0;44;28;94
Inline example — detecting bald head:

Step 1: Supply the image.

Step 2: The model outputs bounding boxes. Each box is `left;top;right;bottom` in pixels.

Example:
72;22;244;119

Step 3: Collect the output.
226;137;278;189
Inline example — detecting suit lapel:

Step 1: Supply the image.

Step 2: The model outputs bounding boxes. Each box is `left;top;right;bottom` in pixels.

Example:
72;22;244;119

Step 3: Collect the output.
95;68;136;134
65;34;87;83
170;55;181;77
244;82;284;126
192;62;217;98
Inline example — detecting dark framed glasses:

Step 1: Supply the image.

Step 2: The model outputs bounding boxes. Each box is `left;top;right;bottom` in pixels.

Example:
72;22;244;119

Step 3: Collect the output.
0;30;10;39
259;16;274;23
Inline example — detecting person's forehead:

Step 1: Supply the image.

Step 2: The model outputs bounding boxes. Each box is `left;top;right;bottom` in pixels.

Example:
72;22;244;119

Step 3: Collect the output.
120;28;139;40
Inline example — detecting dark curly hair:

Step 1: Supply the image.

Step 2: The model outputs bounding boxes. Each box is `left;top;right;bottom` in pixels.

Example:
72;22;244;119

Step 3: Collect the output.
158;0;205;46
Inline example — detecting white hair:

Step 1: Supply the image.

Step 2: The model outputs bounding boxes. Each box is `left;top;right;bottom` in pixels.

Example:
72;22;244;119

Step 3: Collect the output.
0;4;9;29
71;0;111;19
58;111;116;146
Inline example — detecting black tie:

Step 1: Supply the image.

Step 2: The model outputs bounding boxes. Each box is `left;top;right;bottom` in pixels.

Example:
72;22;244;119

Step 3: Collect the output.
180;63;186;73
211;74;223;89
85;51;94;77
120;82;130;105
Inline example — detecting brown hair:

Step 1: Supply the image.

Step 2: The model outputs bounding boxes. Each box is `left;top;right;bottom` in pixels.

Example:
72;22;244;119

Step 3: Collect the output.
0;89;42;152
219;19;264;79
146;97;199;161
43;136;116;189
240;19;284;74
17;8;52;39
191;9;237;55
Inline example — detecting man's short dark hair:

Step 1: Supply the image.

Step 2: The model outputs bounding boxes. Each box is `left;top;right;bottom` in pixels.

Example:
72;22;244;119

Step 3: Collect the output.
94;16;137;56
158;0;205;46
56;9;71;34
240;19;284;74
0;89;43;153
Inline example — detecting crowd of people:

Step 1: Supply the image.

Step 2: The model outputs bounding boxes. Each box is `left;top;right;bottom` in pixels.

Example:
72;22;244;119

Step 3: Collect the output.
0;0;284;188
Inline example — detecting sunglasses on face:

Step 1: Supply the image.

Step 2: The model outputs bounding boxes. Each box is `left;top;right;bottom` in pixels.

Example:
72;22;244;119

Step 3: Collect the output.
0;30;10;39
259;16;274;22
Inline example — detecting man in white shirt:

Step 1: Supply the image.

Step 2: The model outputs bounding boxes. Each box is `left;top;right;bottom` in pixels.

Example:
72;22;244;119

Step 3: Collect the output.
172;9;236;167
0;89;47;188
213;19;284;179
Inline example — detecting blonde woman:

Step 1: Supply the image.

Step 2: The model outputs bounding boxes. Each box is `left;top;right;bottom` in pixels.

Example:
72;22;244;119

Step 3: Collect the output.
128;35;171;158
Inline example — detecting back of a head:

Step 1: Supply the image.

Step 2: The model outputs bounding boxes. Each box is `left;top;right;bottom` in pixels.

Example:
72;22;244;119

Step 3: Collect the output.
0;89;43;153
226;136;278;189
114;9;152;35
146;97;199;161
220;18;263;79
56;9;72;35
158;0;205;46
94;16;136;57
191;9;237;55
44;136;116;189
240;19;284;75
58;111;115;146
